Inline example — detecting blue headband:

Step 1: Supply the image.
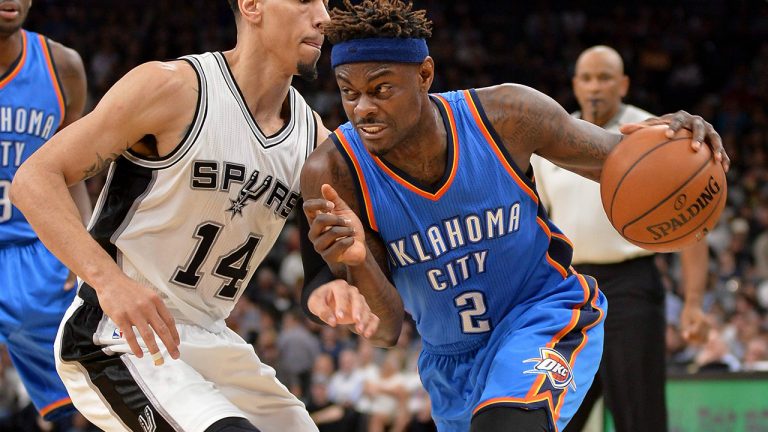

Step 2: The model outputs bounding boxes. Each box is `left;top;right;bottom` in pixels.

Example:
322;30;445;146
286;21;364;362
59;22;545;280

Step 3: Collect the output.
331;38;429;68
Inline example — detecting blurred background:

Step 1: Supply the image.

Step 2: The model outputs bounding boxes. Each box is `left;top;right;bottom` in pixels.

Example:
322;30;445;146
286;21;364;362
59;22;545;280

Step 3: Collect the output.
2;0;767;431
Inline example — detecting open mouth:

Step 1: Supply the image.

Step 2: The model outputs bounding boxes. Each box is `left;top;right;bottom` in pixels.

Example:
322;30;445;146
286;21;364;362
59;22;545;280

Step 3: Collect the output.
358;125;387;138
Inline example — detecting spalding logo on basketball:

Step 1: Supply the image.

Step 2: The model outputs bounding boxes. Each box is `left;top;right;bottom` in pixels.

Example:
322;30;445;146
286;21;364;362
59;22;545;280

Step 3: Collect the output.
645;176;723;242
524;347;576;390
600;125;727;253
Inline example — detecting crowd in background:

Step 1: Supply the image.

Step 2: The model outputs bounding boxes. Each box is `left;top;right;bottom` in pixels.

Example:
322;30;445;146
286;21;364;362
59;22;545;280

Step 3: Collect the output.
2;0;767;430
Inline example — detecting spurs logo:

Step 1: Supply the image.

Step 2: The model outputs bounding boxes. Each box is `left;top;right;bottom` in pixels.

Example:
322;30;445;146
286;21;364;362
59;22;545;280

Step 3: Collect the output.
138;405;156;432
228;171;274;218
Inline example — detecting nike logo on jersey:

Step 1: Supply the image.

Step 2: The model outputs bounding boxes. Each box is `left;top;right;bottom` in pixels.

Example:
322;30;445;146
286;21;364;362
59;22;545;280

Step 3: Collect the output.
0;106;57;140
190;160;299;219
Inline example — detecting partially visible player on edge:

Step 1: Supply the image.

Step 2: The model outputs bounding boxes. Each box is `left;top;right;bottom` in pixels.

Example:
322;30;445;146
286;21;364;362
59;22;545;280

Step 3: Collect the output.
531;45;710;432
0;0;90;422
299;1;729;431
11;1;377;431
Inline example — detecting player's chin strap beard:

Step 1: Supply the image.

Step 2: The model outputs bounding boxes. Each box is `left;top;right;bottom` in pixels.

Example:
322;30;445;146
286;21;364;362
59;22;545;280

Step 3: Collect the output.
297;61;318;81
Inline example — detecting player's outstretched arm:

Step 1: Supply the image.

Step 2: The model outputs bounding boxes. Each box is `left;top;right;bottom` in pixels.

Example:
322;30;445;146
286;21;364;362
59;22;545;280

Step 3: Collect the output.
475;84;729;181
10;61;197;363
474;84;620;182
300;140;404;347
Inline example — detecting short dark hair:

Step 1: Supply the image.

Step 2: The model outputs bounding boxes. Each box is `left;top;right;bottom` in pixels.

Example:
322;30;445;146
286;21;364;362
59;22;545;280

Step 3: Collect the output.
324;0;432;45
227;0;238;14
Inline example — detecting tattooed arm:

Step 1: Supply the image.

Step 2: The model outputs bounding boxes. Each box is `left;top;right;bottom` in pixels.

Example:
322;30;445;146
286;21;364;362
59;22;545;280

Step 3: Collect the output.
300;140;404;347
9;61;198;361
474;84;621;181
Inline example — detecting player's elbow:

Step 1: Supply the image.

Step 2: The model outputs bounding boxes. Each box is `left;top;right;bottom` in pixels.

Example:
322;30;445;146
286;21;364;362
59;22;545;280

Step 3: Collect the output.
370;318;404;348
370;332;400;348
9;163;34;209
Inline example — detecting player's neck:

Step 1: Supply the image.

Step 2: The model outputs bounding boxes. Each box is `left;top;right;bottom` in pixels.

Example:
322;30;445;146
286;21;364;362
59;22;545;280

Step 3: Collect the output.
0;30;23;73
221;47;293;131
382;99;448;185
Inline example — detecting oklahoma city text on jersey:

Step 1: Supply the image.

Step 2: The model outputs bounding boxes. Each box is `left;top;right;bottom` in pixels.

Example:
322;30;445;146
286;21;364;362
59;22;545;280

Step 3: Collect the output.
387;202;522;292
0;106;58;167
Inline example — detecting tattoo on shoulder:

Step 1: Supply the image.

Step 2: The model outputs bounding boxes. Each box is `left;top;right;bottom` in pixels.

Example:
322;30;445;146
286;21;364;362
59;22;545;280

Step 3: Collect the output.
83;152;121;179
488;89;612;161
331;164;350;184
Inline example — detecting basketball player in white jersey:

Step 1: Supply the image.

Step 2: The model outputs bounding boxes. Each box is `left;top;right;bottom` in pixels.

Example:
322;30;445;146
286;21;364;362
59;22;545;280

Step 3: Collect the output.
11;1;378;431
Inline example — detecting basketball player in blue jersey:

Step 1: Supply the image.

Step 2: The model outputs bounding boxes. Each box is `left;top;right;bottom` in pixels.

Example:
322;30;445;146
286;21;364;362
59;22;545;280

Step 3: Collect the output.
300;1;730;431
11;1;378;431
0;0;91;422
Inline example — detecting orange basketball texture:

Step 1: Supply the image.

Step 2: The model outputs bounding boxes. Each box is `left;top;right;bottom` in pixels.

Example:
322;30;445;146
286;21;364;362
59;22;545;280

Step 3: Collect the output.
599;125;727;253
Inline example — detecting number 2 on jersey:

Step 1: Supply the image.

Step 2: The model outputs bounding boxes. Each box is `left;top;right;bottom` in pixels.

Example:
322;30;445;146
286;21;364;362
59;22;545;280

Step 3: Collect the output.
454;291;491;333
172;222;261;300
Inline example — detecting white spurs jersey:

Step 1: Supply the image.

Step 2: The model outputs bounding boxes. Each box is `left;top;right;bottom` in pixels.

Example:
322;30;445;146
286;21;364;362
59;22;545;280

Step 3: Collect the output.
87;52;316;331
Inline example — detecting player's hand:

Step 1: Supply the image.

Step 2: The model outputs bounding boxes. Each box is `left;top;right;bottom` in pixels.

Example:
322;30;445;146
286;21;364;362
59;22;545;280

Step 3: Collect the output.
680;303;709;345
308;279;380;338
619;111;730;173
97;275;181;365
303;184;366;266
63;271;78;291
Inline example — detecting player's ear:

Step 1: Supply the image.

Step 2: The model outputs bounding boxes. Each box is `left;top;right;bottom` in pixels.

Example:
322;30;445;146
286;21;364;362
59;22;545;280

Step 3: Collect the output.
619;74;629;98
240;0;263;24
418;56;435;93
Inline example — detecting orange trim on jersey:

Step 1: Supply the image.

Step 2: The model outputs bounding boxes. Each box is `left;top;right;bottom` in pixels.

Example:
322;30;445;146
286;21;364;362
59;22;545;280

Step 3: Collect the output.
463;90;570;279
524;274;589;400
38;34;66;120
555;274;605;421
335;130;378;231
536;218;569;278
552;275;605;424
39;396;72;417
0;30;28;90
474;266;601;431
551;232;574;249
463;90;538;203
475;392;555;415
370;94;459;201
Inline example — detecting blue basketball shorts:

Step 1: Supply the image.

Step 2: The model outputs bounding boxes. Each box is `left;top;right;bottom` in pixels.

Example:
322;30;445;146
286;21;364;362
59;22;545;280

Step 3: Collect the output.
0;239;76;420
417;273;607;432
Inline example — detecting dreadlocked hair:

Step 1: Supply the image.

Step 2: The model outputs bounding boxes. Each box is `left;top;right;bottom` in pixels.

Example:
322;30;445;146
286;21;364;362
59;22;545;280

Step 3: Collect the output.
324;0;433;45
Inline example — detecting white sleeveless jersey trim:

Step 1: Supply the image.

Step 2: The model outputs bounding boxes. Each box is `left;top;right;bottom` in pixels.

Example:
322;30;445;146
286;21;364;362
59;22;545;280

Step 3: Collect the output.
109;171;159;246
86;161;117;232
96;52;316;330
213;52;299;148
122;56;209;169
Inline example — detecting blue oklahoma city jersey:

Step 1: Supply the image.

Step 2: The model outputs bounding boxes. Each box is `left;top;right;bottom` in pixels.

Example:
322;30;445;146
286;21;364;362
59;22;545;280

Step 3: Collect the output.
333;89;575;351
0;29;64;244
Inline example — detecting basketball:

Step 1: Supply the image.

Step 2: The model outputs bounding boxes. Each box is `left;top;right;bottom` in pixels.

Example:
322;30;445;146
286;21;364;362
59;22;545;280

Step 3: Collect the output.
600;125;727;253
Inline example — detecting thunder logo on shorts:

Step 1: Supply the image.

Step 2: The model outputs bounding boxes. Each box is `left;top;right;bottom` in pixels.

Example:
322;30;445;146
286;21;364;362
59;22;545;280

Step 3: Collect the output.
524;347;577;391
